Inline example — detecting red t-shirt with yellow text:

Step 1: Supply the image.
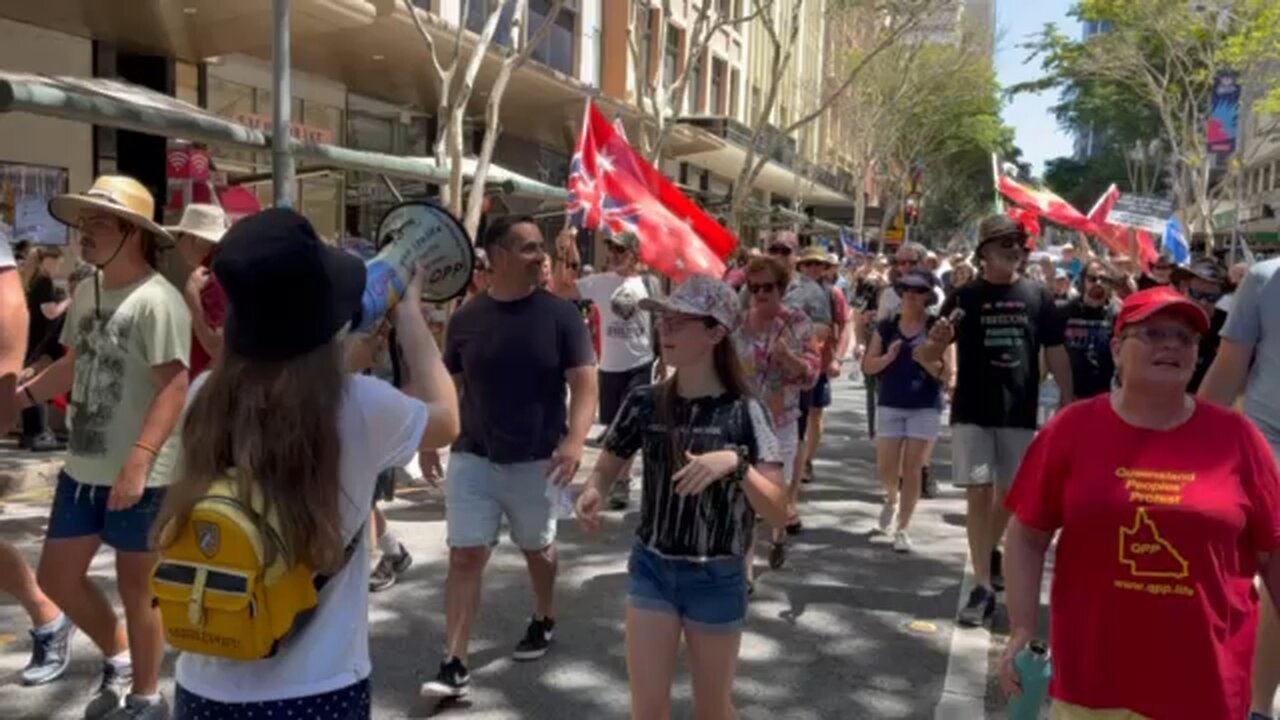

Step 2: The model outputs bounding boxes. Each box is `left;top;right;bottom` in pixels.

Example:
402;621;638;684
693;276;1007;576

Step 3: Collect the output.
1006;395;1280;720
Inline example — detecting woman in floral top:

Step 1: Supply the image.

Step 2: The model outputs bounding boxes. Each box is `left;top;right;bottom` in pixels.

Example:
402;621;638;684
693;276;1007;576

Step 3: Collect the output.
732;255;820;573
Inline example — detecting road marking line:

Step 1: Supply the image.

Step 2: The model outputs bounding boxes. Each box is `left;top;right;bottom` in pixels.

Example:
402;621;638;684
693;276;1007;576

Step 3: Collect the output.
934;560;992;720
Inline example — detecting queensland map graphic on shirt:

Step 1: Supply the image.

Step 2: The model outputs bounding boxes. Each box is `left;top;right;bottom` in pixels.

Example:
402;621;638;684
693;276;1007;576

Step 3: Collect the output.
1119;507;1189;579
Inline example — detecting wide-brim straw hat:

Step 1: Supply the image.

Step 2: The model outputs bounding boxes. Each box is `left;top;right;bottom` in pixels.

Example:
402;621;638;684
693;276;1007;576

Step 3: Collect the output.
48;175;173;247
165;203;230;245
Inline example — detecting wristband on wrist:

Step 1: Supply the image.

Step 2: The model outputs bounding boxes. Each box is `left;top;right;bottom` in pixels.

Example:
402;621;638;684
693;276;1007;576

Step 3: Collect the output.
133;440;160;456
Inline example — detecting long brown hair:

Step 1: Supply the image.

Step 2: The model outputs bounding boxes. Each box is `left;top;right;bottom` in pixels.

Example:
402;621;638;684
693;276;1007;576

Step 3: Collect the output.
656;320;754;462
153;341;348;573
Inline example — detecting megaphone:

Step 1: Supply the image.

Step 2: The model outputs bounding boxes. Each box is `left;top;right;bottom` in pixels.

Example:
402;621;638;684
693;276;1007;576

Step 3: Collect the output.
356;201;475;331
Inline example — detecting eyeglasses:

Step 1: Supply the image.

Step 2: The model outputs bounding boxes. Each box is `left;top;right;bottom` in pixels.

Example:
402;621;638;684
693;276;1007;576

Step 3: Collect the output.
1186;287;1223;304
1084;274;1106;284
748;282;778;294
607;244;628;254
767;246;793;256
1123;326;1199;348
895;259;918;267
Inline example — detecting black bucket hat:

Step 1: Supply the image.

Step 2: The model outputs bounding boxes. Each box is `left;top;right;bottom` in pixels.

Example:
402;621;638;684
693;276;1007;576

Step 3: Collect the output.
213;208;366;362
1171;257;1227;286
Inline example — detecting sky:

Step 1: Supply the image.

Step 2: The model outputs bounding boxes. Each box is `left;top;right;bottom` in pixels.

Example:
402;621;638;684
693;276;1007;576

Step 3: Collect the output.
994;0;1077;176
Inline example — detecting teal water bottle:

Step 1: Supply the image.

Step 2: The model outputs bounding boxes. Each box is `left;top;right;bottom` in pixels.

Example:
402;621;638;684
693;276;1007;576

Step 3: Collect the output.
1008;640;1052;720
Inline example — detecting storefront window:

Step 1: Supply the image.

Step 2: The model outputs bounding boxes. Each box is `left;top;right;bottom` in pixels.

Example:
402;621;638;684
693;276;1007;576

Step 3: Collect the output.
529;0;576;76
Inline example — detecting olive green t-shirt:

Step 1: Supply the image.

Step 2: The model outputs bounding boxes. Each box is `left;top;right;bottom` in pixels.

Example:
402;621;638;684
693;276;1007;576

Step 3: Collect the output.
59;271;191;487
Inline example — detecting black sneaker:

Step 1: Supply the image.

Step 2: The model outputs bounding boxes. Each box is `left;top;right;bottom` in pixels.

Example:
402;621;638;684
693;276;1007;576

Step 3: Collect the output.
420;657;470;699
369;546;413;592
768;541;786;569
957;585;997;627
20;615;75;686
921;466;938;499
991;549;1004;592
512;616;555;661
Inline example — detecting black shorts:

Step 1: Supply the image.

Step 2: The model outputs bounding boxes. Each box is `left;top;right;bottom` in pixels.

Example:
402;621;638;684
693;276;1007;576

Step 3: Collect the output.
599;362;653;426
372;468;397;507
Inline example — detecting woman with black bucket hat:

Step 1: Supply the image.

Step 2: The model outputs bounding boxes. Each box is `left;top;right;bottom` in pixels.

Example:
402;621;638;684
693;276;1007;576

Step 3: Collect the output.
153;208;459;719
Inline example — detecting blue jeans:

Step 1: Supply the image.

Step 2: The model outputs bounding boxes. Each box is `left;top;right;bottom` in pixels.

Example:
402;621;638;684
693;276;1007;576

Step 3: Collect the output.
46;471;165;552
627;542;747;632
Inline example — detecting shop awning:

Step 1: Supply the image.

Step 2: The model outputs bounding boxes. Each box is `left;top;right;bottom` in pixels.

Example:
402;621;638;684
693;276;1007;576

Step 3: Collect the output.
0;71;567;202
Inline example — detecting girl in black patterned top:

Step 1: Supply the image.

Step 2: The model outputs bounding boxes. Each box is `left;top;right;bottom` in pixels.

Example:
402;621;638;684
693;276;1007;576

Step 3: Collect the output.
576;275;788;720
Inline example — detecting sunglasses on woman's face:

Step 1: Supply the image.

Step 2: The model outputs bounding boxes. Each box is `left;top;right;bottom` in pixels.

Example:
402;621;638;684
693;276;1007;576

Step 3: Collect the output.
1186;287;1223;304
1084;274;1106;284
748;282;778;294
767;246;793;257
897;285;931;295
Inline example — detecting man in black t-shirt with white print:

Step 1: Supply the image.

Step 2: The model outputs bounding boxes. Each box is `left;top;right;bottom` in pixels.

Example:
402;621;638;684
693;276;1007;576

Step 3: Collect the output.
933;215;1074;627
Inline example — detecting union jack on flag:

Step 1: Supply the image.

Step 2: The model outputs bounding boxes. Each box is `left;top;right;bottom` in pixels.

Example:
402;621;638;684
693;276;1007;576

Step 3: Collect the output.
566;155;603;229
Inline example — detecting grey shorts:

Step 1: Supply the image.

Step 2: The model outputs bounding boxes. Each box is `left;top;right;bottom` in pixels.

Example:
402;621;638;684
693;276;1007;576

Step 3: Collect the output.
951;424;1036;490
445;452;557;551
876;406;942;440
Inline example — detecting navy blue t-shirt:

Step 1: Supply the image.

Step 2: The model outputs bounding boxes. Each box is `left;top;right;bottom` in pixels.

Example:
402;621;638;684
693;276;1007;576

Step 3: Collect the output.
444;289;594;463
874;316;942;410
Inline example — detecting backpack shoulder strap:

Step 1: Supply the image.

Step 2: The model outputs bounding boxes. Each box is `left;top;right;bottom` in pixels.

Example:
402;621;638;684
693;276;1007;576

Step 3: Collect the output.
313;522;367;593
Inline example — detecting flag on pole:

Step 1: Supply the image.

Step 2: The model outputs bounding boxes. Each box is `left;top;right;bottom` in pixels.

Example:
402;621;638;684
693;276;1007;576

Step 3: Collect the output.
567;101;734;281
1161;215;1189;265
839;226;866;257
997;175;1095;234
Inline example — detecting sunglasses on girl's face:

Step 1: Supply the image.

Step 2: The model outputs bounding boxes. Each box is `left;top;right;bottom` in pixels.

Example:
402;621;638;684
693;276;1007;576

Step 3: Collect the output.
748;282;778;294
767;246;793;256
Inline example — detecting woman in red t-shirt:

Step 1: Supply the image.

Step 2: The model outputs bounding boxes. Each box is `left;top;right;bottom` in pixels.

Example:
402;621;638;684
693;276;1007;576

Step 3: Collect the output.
1000;286;1280;720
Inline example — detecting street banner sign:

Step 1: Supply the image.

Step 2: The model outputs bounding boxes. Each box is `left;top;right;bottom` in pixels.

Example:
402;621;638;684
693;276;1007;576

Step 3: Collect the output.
1108;194;1176;235
1208;71;1241;155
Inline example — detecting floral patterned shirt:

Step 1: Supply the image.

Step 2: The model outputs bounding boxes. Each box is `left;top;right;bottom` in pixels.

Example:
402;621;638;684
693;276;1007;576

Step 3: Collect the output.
732;306;821;428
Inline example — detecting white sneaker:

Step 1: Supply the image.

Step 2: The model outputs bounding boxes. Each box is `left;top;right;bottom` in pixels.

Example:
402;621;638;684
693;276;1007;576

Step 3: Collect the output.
877;500;897;534
893;530;912;553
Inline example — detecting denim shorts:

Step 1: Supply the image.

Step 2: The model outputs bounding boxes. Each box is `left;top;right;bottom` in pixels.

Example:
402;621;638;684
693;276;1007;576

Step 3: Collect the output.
46;471;165;552
876;405;942;440
627;542;747;632
445;452;555;551
175;678;370;719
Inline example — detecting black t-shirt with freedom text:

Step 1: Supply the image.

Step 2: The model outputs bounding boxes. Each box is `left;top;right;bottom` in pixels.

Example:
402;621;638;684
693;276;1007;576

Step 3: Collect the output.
940;278;1065;429
1060;298;1116;399
445;289;594;463
604;385;783;559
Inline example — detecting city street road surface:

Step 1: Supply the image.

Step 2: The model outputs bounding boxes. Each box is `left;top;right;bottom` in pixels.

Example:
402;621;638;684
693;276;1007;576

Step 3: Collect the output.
0;375;1004;719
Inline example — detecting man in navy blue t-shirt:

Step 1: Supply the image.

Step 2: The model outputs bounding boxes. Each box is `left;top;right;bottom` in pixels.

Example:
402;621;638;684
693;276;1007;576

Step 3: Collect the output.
422;217;597;699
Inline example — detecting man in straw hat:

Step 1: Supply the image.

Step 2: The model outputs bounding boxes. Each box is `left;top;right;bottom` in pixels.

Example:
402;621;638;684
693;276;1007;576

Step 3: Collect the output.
0;238;79;689
932;214;1073;628
15;175;191;719
167;203;230;377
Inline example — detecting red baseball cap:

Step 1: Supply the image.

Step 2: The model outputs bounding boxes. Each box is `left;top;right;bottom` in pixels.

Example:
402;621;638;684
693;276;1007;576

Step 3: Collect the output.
1115;286;1210;335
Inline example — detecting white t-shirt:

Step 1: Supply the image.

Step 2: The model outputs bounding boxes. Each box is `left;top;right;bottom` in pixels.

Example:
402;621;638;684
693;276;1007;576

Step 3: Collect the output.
577;272;654;373
175;373;428;703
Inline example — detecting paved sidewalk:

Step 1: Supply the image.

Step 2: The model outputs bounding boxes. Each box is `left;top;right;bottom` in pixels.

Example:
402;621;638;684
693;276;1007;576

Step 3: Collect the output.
0;376;998;719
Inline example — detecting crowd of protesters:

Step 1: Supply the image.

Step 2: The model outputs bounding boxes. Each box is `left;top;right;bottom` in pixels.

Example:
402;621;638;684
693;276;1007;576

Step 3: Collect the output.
1;170;1280;720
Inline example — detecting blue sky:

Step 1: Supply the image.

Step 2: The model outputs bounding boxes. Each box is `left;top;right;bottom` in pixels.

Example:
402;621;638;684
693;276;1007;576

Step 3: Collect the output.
995;0;1076;175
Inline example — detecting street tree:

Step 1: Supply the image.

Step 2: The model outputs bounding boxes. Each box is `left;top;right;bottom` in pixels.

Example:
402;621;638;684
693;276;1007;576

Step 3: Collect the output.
626;0;767;165
402;0;564;237
1015;0;1280;240
724;0;959;235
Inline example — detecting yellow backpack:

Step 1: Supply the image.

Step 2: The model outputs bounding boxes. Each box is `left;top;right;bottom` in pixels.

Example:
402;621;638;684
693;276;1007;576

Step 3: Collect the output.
150;474;358;661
